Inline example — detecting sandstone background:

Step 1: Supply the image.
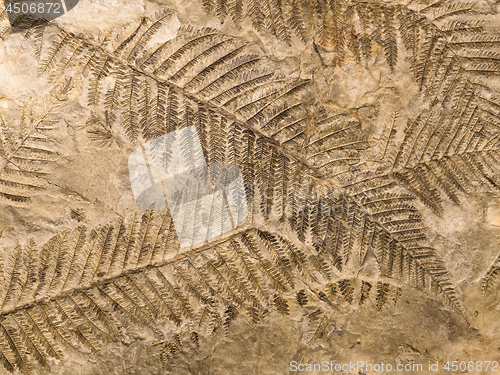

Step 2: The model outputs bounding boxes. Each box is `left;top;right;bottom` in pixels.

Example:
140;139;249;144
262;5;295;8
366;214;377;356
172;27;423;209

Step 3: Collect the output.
0;0;499;374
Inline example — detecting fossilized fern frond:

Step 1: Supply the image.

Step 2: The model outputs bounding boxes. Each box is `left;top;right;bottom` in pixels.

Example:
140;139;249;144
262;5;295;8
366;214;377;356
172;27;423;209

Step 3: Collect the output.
0;96;59;206
24;19;368;175
482;248;500;296
0;4;476;372
275;0;500;214
0;190;464;374
18;5;463;310
197;0;492;72
195;0;500;215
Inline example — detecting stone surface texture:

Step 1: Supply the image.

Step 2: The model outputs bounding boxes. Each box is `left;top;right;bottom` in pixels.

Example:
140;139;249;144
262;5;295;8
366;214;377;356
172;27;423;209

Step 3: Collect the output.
0;0;499;374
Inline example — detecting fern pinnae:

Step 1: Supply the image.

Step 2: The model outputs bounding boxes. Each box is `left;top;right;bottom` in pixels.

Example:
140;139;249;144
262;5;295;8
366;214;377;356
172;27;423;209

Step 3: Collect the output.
62;228;99;292
12;240;38;307
24;307;63;359
228;78;289;114
1;246;24;310
113;17;148;57
275;153;289;221
128;274;165;319
311;192;329;252
482;252;500;295
415;32;441;89
272;0;292;44
450;34;500;48
96;284;145;328
138;39;174;69
145;82;167;140
203;0;215;12
213;247;255;302
78;226;112;285
47;232;72;297
279;236;311;280
0;316;32;375
113;276;157;322
354;2;372;60
212;71;275;106
228;239;269;300
440;19;484;33
87;56;111;107
382;6;397;71
149;213;170;265
464;62;500;75
182;43;248;91
65;294;111;341
137;78;152;139
204;254;243;305
406;109;440;168
228;0;243;27
244;79;310;125
189;179;204;247
317;1;335;50
432;53;459;103
296;180;312;243
240;232;288;293
72;290;124;340
263;103;305;135
143;273;181;322
455;109;481;153
39;31;72;76
121;71;141;143
173;263;212;305
16;17;47;60
186;257;220;302
35;231;69;300
205;308;222;335
37;302;77;353
393;116;422;169
155;268;194;319
123;211;153;270
57;226;87;294
168;37;235;83
286;0;307;42
126;10;175;63
215;0;228;22
48;38;87;84
255;137;272;218
144;270;182;325
272;293;290;315
445;103;476;156
246;0;264;32
59;298;106;350
366;3;383;48
165;86;179;133
151;30;221;75
432;2;475;21
134;211;156;269
96;223;124;279
53;298;101;354
0;322;19;373
257;230;294;289
0;115;14;157
195;54;261;97
104;69;124;112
